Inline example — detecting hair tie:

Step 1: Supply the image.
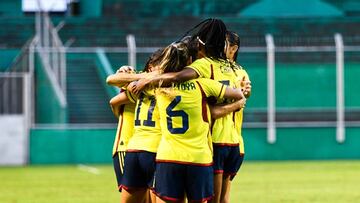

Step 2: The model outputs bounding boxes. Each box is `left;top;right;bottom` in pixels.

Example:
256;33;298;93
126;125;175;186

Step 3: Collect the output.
197;36;206;45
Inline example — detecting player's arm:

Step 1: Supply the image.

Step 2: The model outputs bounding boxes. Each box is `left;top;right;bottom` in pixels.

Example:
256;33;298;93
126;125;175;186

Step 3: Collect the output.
223;87;246;101
203;77;246;118
109;92;130;118
130;68;198;94
210;100;245;119
202;78;246;101
106;72;156;87
240;75;252;98
210;87;246;119
200;78;246;119
107;65;137;87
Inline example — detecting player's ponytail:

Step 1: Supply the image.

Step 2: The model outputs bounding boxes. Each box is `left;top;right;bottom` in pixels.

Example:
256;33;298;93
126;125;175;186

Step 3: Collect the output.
158;42;189;73
155;42;190;99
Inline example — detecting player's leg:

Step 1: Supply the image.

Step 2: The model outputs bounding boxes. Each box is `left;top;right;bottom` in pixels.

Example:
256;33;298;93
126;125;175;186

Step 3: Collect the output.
145;189;156;203
210;145;227;203
150;190;157;203
220;146;244;203
143;189;157;203
212;173;223;203
186;165;214;203
219;175;231;203
121;188;148;203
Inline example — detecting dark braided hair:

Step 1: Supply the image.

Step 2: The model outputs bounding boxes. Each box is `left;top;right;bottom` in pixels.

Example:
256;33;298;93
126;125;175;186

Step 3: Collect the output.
191;18;227;60
179;35;197;63
226;30;240;62
179;18;227;61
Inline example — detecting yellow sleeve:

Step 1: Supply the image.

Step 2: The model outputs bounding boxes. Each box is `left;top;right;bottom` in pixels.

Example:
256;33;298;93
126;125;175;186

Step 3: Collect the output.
197;78;225;100
187;58;211;78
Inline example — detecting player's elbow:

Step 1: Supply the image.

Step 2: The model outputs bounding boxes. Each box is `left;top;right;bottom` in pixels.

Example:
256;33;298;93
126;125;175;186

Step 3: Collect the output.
106;75;117;85
106;75;113;85
109;97;118;107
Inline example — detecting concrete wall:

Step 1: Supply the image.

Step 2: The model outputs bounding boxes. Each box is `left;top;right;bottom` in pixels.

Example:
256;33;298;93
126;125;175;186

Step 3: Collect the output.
29;126;360;164
0;116;27;165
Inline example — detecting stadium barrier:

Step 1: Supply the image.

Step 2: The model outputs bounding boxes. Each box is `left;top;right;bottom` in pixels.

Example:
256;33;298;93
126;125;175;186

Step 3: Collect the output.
3;12;360;163
57;34;360;145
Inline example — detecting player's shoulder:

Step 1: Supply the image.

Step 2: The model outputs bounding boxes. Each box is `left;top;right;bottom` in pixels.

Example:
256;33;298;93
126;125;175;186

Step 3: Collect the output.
190;57;212;66
193;77;212;84
193;78;222;89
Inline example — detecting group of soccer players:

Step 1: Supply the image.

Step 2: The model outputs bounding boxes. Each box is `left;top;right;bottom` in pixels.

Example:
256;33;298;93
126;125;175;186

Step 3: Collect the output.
106;18;252;203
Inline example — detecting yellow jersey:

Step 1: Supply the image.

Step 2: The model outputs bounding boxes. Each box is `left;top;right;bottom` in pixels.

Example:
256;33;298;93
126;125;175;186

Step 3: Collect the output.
112;103;136;156
188;57;240;145
155;78;226;165
126;90;162;153
233;63;250;154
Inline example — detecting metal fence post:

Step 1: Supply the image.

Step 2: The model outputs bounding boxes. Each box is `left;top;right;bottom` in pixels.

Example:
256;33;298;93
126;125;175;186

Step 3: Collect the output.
266;34;276;144
29;40;36;126
335;33;345;143
23;73;32;164
126;34;136;68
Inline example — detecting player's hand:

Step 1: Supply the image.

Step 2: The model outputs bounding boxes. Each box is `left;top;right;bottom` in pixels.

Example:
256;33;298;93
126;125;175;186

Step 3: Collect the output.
116;65;135;74
237;98;246;109
243;80;251;96
240;76;251;97
130;78;150;95
127;81;138;94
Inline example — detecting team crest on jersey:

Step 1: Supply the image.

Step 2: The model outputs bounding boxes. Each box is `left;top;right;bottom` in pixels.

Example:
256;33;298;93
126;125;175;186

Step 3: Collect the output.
220;65;232;73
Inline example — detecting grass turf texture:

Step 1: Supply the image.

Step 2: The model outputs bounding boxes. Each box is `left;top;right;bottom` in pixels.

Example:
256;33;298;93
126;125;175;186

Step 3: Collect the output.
0;161;359;203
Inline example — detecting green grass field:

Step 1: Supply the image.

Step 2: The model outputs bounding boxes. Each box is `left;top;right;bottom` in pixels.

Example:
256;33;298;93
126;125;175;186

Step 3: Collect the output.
1;161;359;203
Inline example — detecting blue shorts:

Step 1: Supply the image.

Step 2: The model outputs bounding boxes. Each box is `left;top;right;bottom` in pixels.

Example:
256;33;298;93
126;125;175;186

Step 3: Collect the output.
213;145;244;180
113;151;126;191
154;162;214;202
121;151;156;190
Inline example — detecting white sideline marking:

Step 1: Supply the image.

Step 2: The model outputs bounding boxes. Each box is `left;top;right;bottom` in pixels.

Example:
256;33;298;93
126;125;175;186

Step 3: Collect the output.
77;164;101;175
